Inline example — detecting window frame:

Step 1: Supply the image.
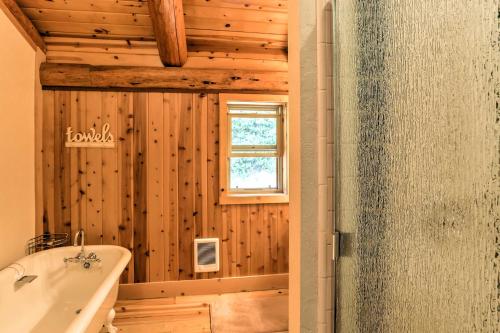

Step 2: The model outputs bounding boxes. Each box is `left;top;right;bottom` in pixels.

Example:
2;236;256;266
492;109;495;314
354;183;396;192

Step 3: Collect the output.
219;94;289;205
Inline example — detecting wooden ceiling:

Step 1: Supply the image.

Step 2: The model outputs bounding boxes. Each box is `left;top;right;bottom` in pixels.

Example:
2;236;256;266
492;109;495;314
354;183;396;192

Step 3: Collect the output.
15;0;288;71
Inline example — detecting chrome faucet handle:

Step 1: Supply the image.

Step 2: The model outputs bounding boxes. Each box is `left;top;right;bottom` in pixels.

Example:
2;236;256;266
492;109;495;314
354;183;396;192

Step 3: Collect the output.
64;257;81;264
87;252;97;260
74;252;85;260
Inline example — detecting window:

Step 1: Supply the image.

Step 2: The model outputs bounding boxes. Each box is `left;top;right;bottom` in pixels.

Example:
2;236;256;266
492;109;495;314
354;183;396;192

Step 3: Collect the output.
219;94;288;205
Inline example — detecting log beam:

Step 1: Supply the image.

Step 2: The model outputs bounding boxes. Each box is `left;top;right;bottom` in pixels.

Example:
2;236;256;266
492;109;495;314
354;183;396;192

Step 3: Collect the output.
148;0;187;67
0;0;46;52
40;63;288;92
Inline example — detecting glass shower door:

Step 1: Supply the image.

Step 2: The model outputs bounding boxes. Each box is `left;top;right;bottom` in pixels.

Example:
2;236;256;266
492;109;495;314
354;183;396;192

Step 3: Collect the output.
333;1;499;332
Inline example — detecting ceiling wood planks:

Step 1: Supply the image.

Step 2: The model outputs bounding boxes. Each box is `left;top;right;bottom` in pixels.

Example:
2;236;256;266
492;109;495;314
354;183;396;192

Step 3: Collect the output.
148;0;187;66
14;0;288;71
1;0;46;51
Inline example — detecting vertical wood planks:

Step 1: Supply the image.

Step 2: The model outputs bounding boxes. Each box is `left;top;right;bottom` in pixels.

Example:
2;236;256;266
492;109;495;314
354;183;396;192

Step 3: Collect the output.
57;91;72;236
69;91;84;237
263;205;279;274
42;90;55;234
133;93;149;283
147;93;165;282
250;205;265;275
237;205;250;276
162;93;171;280
166;93;180;281
231;206;238;276
77;92;88;237
200;99;209;241
102;92;119;245
117;92;134;283
277;204;289;273
193;93;208;279
39;90;289;284
269;205;279;274
206;93;221;278
178;94;195;280
85;91;103;244
221;204;231;277
193;93;208;240
52;90;63;234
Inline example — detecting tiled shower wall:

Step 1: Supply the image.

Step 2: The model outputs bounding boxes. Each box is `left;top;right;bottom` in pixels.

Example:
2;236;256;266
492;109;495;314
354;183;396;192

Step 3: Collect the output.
317;0;334;332
298;0;334;331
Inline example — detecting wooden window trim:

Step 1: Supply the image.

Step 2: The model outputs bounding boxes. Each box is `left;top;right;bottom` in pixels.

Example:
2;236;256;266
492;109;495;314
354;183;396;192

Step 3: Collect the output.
219;93;289;205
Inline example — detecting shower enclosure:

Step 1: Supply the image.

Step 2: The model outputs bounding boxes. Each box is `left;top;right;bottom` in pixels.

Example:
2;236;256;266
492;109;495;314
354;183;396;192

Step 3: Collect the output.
333;1;499;332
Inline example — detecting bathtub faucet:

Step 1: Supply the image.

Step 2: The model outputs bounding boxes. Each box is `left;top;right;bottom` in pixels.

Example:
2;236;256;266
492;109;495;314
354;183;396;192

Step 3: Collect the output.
64;229;101;269
73;229;85;259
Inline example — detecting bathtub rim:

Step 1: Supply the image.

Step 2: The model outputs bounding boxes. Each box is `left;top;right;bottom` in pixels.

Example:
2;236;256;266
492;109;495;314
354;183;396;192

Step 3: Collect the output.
1;245;131;333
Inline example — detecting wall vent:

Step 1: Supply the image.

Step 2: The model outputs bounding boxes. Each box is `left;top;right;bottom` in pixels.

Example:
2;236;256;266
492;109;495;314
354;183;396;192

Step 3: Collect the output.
194;238;220;273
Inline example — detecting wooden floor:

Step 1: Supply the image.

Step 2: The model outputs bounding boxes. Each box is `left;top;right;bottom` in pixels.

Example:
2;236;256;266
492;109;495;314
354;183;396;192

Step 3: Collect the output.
113;289;288;333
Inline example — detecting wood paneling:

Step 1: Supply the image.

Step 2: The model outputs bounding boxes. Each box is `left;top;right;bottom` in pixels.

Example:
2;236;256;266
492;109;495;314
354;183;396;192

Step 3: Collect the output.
40;90;289;284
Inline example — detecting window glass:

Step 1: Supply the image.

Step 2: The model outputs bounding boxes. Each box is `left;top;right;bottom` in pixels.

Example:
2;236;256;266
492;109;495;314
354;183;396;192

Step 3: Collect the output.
231;117;277;146
229;157;278;190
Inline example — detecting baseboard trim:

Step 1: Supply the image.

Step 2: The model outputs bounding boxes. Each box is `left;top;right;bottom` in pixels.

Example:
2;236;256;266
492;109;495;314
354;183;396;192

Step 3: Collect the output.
118;273;289;300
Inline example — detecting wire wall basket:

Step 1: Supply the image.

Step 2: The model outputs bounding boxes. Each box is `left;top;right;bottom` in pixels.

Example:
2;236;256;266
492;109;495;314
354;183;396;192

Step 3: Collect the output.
26;233;70;255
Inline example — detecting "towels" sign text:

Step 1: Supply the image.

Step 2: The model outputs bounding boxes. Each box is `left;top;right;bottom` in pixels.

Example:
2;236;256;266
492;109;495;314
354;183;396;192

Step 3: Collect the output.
65;123;115;148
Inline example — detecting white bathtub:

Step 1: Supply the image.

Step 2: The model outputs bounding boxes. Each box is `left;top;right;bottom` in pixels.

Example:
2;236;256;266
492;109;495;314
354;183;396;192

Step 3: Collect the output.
0;245;131;333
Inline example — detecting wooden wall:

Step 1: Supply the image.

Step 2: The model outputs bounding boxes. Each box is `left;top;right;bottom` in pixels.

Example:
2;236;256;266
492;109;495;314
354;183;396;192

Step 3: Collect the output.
39;90;289;284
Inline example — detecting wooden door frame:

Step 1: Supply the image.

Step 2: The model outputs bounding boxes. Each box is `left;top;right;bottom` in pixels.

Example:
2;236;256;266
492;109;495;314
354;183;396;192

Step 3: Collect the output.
288;0;301;331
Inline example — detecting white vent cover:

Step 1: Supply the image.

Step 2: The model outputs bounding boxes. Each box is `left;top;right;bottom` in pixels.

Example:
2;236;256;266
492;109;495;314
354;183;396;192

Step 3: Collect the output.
194;238;220;273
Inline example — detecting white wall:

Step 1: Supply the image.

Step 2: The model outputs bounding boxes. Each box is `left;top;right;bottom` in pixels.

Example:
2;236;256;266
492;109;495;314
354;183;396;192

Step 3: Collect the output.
0;9;36;268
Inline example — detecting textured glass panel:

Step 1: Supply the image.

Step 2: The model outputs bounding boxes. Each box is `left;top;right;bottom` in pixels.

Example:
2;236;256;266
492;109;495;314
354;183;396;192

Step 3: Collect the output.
334;1;499;332
229;157;278;189
231;117;277;146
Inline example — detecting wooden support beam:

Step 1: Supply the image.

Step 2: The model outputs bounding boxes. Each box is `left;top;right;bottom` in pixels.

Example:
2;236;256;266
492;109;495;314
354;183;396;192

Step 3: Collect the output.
118;273;289;300
148;0;187;67
0;0;46;52
40;63;288;92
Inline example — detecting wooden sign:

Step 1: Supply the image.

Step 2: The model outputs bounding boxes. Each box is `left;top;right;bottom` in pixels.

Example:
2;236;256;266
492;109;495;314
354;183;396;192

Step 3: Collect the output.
65;123;115;148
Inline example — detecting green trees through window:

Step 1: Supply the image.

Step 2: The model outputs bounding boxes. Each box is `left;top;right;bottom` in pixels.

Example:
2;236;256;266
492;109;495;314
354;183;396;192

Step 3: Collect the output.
231;118;277;146
230;157;278;189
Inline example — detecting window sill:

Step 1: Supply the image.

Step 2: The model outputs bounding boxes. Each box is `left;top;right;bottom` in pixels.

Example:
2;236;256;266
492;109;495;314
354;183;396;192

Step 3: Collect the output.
219;192;289;205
